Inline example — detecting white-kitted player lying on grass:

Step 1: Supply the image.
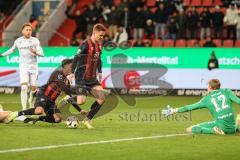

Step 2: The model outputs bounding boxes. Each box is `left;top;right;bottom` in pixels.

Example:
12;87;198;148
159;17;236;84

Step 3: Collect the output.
0;105;18;123
162;79;240;135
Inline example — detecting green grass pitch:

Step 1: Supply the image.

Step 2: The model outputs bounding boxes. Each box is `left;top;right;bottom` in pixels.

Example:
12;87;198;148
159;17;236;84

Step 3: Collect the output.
0;94;240;160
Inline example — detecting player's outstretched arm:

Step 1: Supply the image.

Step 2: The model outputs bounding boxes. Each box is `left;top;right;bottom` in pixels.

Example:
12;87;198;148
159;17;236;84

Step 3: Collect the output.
177;99;206;113
162;99;206;117
228;89;240;104
0;42;17;57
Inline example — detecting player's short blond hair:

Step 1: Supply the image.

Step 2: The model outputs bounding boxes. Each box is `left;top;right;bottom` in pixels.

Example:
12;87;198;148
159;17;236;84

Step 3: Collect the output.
208;79;221;90
93;23;106;32
22;23;32;30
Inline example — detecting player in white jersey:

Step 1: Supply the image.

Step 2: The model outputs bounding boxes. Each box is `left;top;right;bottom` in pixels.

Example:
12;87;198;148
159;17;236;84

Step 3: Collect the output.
0;23;44;110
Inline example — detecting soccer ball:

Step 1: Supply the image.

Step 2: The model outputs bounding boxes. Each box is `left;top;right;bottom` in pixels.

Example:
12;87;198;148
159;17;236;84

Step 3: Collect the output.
65;116;79;129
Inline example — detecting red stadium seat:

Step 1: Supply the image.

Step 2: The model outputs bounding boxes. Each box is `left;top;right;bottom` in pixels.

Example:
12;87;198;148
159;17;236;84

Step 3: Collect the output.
196;7;203;14
214;0;223;5
129;40;136;46
147;0;155;7
221;8;226;14
223;40;234;47
213;39;222;47
209;7;215;13
187;39;197;47
200;40;207;47
151;7;157;13
202;0;213;6
184;0;191;6
235;40;240;47
191;0;201;6
114;0;121;6
163;40;174;47
152;39;163;47
175;40;186;47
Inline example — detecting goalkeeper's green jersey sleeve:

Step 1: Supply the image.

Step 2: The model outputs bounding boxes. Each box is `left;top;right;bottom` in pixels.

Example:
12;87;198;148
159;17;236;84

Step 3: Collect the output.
177;99;206;113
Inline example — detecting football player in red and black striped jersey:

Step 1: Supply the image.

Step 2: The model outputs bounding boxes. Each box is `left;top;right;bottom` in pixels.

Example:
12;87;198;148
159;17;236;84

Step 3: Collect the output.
70;23;107;129
17;59;85;124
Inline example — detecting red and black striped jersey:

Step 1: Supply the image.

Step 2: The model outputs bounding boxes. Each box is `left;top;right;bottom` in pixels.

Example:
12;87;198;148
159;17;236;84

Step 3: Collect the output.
72;39;102;82
41;69;74;102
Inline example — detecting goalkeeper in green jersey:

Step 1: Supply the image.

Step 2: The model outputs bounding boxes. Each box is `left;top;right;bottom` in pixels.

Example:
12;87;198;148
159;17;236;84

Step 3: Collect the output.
162;79;240;135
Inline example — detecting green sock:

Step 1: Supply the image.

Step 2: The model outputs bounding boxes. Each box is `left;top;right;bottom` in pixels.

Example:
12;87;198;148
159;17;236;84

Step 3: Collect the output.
191;126;214;134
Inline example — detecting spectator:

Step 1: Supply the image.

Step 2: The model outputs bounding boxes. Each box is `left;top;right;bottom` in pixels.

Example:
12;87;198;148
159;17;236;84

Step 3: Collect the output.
199;7;212;40
101;5;111;22
203;36;217;47
145;19;155;39
119;0;130;11
134;39;144;47
120;7;131;38
224;3;238;40
237;11;240;40
132;6;146;40
154;3;169;40
175;0;185;13
107;5;122;39
94;0;102;12
222;0;233;7
70;38;79;46
212;5;224;39
101;0;114;7
29;15;39;35
102;35;111;47
65;10;87;39
208;52;219;70
144;6;154;20
136;0;146;8
113;26;128;45
85;4;99;35
165;0;177;16
186;7;199;39
167;13;179;41
177;10;187;39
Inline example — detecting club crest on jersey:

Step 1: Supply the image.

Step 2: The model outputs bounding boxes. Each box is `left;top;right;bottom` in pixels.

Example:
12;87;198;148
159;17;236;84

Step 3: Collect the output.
58;74;63;80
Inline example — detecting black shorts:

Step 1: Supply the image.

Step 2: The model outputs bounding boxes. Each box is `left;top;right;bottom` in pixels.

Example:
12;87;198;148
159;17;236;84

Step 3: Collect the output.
76;79;100;96
34;91;61;116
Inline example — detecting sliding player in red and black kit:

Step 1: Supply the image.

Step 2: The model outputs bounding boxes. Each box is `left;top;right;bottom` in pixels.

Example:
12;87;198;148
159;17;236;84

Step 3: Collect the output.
68;23;106;129
17;59;85;124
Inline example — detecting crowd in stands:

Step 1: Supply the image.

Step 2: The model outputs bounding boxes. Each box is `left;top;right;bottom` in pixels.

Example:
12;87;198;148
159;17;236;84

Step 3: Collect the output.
0;0;23;18
66;0;240;47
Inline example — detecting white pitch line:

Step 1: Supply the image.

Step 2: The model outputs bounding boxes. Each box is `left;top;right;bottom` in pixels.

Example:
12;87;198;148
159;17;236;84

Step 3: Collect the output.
0;133;189;154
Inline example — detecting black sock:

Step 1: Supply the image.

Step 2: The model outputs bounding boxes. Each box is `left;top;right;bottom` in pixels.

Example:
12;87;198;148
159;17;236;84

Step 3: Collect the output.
87;101;102;120
38;116;56;123
18;108;35;116
67;96;77;104
68;96;82;112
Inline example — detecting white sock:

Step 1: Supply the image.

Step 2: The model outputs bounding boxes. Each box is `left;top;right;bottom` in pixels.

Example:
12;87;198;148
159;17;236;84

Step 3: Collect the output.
29;90;36;108
21;85;28;110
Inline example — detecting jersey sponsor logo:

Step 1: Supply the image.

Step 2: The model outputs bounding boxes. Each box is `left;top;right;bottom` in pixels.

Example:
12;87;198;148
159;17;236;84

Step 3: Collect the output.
58;74;63;80
18;45;35;50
